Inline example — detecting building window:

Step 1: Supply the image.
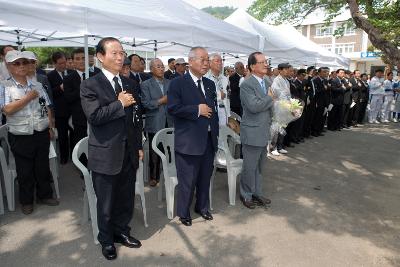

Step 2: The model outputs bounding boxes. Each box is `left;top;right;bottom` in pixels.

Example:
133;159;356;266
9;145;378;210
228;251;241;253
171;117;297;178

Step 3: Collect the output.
344;24;356;35
315;24;333;37
335;43;354;55
320;44;332;51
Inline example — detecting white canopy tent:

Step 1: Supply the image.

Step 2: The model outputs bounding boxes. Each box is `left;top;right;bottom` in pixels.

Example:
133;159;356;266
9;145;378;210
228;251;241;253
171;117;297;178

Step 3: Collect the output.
225;9;349;67
0;0;261;54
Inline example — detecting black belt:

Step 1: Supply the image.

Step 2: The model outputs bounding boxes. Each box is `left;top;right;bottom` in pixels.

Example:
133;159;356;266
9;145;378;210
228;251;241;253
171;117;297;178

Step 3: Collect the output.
218;104;225;108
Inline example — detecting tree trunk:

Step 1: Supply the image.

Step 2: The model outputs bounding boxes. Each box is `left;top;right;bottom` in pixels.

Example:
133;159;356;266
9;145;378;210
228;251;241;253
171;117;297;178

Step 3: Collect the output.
347;0;400;66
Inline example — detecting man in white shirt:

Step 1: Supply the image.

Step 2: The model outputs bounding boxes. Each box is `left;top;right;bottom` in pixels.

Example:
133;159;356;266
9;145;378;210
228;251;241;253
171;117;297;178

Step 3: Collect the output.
369;69;385;123
269;63;292;155
205;53;230;125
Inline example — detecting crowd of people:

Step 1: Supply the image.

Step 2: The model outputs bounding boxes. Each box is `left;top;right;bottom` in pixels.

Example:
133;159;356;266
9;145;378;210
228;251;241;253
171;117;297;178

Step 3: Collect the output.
0;39;399;260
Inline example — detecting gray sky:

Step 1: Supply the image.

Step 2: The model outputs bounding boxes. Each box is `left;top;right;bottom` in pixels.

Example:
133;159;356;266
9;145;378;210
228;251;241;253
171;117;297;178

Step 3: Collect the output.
182;0;254;10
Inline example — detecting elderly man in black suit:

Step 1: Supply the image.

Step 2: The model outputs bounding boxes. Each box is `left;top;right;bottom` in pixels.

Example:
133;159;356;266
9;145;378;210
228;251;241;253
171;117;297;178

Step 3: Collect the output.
80;37;143;260
229;61;245;116
141;58;172;187
47;51;73;164
168;47;219;226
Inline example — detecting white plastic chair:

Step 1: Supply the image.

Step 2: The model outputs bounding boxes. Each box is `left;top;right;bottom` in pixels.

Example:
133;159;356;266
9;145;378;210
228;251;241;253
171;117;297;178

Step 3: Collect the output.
151;128;178;219
210;125;243;209
72;137;148;244
0;125;17;211
49;139;60;199
72;137;98;244
142;134;149;183
0;161;5;215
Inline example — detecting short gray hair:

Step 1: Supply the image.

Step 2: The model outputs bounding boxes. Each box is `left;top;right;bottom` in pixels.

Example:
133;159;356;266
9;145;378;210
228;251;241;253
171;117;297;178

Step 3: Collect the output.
149;58;162;69
209;53;221;61
188;46;207;60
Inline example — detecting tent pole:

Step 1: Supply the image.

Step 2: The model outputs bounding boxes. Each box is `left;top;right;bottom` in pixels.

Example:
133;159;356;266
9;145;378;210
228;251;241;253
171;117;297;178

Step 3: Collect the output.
16;30;22;51
84;34;89;80
154;40;157;58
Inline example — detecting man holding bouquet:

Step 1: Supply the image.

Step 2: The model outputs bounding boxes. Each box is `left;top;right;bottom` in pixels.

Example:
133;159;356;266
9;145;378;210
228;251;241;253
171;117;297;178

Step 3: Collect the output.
239;52;274;209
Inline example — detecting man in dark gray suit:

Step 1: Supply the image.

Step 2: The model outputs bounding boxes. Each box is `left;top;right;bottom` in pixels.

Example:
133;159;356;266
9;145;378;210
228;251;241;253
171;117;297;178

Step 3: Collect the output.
141;58;172;186
239;52;273;209
81;37;143;260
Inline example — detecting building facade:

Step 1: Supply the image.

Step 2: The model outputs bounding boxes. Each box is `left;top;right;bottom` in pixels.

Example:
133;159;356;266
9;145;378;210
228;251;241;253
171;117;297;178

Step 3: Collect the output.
298;14;384;74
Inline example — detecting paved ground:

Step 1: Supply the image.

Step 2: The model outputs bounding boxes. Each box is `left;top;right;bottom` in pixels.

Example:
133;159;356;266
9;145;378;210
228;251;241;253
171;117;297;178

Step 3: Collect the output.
0;123;399;267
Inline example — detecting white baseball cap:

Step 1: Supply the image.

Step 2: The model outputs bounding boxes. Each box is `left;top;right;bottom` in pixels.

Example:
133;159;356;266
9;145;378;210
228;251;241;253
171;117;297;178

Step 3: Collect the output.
21;51;37;61
5;50;26;63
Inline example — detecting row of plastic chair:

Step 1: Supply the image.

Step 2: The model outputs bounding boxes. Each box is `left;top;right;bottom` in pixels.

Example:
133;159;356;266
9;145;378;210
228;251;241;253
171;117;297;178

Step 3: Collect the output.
0;124;60;213
72;137;148;244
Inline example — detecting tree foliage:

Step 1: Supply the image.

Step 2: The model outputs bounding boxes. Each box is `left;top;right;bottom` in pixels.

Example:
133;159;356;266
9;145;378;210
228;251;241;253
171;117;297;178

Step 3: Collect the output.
202;6;237;19
25;47;74;66
248;0;400;66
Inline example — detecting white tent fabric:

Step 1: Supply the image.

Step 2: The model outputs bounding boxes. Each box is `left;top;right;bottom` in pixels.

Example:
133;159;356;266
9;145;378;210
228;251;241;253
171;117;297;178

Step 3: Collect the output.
0;0;261;54
225;9;349;67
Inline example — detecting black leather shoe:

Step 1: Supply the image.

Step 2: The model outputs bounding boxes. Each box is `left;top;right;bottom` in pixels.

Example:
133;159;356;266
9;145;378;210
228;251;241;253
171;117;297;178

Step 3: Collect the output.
252;195;271;206
101;245;117;260
240;196;256;209
114;234;142;248
179;217;192;226
195;210;213;220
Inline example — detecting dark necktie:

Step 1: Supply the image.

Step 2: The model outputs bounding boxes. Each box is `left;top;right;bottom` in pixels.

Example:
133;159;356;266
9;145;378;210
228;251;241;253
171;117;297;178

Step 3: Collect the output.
197;79;205;99
61;71;65;79
136;73;141;83
82;72;85;81
113;76;122;96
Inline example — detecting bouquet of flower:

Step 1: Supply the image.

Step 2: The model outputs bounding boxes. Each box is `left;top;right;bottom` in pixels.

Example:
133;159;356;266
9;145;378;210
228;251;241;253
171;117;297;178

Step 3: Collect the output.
270;98;303;136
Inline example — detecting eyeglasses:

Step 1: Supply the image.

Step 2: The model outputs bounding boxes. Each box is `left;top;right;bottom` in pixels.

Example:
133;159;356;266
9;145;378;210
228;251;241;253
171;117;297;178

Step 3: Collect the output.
153;65;165;69
256;61;268;65
9;60;29;66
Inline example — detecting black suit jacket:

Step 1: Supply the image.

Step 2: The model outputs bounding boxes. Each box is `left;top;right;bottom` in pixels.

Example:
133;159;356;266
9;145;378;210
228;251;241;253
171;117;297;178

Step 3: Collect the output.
342;78;352;105
359;81;369;102
129;71;151;84
349;77;362;102
36;73;53;108
47;69;72;118
90;66;101;76
229;72;241;108
291;78;306;102
80;72;143;175
330;77;344;105
312;76;329;107
167;73;219;156
164;69;174;79
64;70;95;127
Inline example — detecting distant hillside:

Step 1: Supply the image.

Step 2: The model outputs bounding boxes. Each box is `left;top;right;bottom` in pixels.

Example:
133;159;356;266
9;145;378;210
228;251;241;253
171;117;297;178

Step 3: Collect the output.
202;6;236;20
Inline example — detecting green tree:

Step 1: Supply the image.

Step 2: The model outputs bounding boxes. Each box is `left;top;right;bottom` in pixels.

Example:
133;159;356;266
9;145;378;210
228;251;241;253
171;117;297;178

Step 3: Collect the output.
25;47;75;66
202;6;237;20
248;0;400;66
